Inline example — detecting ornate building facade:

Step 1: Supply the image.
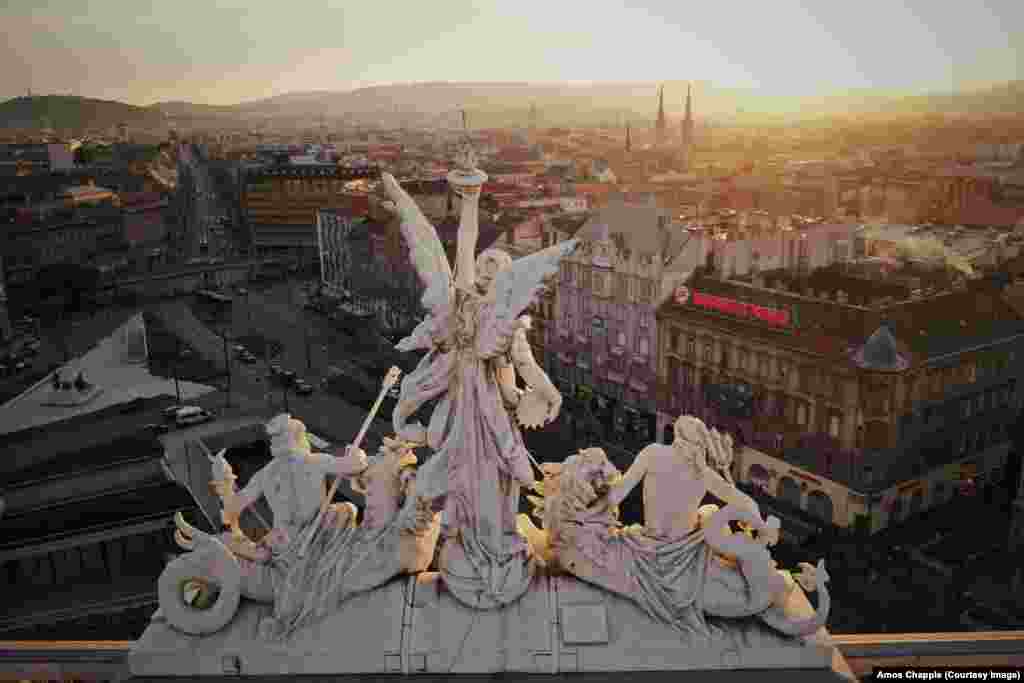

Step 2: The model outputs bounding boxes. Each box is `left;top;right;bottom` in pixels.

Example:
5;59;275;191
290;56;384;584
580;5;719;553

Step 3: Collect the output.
656;264;1024;536
241;164;379;265
545;199;688;454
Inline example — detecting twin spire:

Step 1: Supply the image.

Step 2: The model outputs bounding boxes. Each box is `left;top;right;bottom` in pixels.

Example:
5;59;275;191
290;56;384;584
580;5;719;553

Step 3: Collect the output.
626;82;694;160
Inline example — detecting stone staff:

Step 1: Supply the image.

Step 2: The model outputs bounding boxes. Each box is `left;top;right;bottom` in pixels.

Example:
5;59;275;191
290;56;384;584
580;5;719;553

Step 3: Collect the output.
297;366;402;558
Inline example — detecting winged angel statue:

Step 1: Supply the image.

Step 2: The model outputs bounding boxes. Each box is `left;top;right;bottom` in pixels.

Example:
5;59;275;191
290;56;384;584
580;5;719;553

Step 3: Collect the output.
382;170;577;609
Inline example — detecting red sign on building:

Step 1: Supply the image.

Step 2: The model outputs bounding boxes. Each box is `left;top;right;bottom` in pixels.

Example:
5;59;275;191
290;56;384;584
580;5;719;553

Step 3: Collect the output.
689;291;790;327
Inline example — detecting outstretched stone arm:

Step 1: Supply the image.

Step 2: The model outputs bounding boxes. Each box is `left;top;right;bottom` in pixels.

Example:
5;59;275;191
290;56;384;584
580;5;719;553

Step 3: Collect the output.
223;469;264;527
453;188;479;291
703;465;760;519
495;358;522;408
306;447;370;478
510;320;561;417
606;448;651;508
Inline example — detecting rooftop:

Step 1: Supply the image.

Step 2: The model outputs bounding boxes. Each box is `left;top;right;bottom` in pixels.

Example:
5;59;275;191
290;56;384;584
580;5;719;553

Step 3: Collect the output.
662;266;1024;366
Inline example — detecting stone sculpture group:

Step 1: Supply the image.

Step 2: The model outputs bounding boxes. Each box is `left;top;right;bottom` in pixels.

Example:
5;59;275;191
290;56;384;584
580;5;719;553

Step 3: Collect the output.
153;149;835;672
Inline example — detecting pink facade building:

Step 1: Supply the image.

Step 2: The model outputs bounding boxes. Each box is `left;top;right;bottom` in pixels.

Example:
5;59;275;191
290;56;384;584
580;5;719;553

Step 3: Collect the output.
545;198;688;449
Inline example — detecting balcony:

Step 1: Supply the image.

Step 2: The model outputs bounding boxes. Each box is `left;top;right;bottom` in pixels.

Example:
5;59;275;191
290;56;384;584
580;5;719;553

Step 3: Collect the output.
2;632;1023;680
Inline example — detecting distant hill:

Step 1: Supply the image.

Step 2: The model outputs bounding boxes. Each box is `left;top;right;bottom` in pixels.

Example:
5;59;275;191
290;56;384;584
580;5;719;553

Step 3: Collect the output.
885;81;1024;116
0;95;167;130
149;101;239;117
4;81;1022;132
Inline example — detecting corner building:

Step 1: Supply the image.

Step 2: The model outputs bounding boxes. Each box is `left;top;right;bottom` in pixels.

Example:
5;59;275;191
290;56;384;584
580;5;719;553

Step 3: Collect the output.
656;263;1024;535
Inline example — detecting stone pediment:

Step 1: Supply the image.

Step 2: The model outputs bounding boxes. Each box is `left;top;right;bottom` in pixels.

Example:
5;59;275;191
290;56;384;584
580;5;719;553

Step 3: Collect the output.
130;571;847;678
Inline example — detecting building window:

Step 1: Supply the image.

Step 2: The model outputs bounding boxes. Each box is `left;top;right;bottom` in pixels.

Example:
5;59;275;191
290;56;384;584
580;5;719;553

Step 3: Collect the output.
592;272;605;293
669;327;680;353
960;399;971;419
704;342;713;362
615;274;629;300
796;401;808;426
828;413;842;439
617;331;627;348
687;336;696;357
759;355;770;377
638;336;649;357
778;360;789;381
578;266;591;291
737;349;748;373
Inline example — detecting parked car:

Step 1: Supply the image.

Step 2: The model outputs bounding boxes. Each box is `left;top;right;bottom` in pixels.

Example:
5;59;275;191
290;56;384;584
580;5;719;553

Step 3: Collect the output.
146;422;171;435
175;406;213;427
163;405;185;420
235;287;249;296
14;361;29;372
294;380;314;395
180;348;195;359
232;344;246;354
240;352;257;364
281;370;297;385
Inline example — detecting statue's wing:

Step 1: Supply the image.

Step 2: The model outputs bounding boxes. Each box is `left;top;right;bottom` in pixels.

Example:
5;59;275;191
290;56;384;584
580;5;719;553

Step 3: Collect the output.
477;239;579;358
381;173;452;315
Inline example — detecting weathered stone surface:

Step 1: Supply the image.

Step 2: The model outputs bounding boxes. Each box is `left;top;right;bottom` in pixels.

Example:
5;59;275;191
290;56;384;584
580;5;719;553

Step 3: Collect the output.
129;570;848;678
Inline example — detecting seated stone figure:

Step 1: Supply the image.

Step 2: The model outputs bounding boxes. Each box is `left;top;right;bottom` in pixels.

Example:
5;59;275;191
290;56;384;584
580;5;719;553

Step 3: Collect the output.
518;415;830;638
159;414;369;636
264;436;442;640
222;413;369;555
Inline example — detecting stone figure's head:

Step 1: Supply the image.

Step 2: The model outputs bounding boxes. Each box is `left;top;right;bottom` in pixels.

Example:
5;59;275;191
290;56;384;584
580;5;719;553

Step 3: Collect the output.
475;248;512;296
266;413;311;458
561;448;621;505
673;415;708;449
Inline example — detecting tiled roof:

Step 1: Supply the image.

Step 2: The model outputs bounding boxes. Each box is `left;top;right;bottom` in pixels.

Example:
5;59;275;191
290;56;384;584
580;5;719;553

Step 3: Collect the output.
576;200;671;254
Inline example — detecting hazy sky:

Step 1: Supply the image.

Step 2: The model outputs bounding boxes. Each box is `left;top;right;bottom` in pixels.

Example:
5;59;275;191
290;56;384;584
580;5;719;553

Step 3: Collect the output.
3;0;1021;105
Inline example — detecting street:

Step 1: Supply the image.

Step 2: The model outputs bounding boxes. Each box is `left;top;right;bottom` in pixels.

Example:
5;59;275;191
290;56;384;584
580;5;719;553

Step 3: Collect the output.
150;297;392;451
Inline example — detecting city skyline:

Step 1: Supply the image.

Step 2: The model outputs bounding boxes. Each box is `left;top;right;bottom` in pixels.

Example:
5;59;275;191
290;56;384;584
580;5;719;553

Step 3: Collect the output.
3;0;1022;106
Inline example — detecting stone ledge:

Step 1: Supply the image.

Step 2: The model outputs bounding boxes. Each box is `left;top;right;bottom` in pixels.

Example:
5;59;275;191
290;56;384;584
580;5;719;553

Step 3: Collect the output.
4;631;1024;681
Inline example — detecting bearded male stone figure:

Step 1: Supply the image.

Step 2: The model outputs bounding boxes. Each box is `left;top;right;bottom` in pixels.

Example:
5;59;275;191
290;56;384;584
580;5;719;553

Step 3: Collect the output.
221;414;370;560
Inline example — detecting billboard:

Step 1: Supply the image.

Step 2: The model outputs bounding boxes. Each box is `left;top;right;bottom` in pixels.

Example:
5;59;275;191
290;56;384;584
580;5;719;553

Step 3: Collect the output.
687;290;790;327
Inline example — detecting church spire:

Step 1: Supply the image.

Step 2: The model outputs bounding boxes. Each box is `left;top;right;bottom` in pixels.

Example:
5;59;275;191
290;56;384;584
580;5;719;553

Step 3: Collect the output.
681;82;695;170
655;84;667;146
